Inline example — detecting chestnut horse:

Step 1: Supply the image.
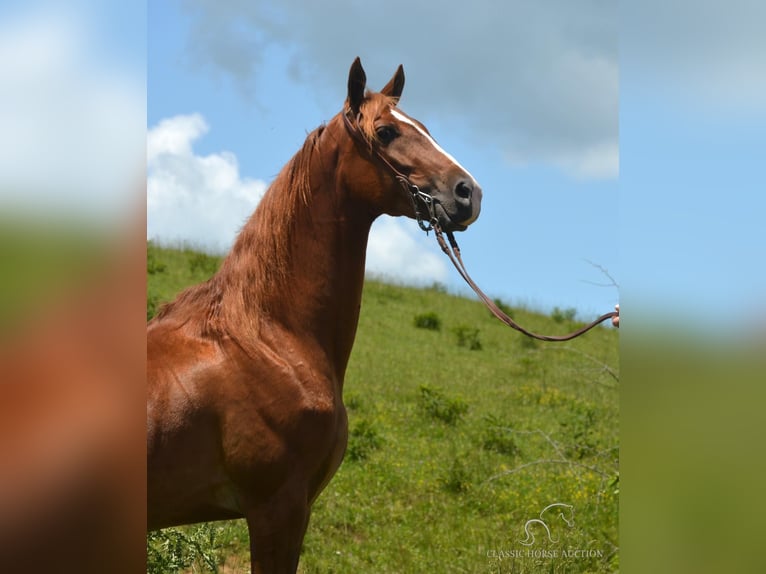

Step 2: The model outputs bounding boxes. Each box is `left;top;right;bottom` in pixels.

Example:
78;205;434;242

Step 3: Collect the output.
147;58;482;573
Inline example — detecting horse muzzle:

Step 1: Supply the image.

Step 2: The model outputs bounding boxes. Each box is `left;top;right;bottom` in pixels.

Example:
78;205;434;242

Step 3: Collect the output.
433;178;482;232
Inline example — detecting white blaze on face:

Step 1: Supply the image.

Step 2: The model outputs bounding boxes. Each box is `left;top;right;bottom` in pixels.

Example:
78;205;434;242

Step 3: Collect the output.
390;109;478;185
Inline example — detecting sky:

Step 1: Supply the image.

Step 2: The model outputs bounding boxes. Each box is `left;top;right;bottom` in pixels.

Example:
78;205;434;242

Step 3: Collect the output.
1;1;762;332
146;0;620;321
621;0;766;334
0;1;145;221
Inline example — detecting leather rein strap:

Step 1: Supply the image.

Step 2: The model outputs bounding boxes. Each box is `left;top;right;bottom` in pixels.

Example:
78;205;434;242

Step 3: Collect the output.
434;228;618;341
343;110;618;342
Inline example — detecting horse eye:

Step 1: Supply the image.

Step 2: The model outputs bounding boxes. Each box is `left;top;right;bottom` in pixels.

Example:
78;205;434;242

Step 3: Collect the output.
375;125;398;145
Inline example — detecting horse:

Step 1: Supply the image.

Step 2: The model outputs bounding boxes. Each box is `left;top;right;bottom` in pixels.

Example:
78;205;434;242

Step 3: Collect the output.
147;57;482;573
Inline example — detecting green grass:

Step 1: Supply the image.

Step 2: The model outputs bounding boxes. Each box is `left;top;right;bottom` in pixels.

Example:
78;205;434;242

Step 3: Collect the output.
147;242;619;573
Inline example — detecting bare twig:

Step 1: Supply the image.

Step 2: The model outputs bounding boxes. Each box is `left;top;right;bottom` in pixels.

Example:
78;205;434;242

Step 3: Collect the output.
542;345;619;383
483;459;611;484
582;259;619;289
486;427;568;460
480;426;617;486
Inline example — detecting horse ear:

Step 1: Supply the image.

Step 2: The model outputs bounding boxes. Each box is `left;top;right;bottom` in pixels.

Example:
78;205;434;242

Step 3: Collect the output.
381;64;405;103
347;57;367;115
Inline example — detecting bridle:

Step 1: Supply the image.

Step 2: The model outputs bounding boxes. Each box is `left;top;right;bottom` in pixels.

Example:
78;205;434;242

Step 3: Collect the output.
343;110;438;233
343;109;618;342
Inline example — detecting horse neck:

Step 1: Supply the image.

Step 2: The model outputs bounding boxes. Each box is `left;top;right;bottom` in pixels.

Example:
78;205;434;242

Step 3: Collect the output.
220;123;374;382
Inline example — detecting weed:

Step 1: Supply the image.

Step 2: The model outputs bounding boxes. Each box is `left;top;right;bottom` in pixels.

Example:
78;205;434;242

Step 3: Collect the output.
346;419;382;461
440;455;471;494
413;311;442;331
481;415;521;456
147;252;167;275
147;524;219;574
551;306;577;323
417;385;469;425
345;392;363;411
560;401;600;459
453;325;482;350
188;252;220;277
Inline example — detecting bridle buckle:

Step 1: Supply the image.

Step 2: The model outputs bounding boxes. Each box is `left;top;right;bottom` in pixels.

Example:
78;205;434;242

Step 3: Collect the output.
405;182;438;233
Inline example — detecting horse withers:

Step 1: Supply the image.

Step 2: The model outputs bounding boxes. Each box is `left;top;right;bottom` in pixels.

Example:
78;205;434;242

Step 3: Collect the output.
147;57;482;573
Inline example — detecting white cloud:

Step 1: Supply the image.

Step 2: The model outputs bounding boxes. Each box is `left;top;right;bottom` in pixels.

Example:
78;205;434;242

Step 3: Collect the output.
147;115;208;161
147;114;268;253
366;217;449;285
0;8;144;219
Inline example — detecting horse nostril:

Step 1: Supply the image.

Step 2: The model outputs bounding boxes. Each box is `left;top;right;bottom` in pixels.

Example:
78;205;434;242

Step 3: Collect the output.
455;180;473;201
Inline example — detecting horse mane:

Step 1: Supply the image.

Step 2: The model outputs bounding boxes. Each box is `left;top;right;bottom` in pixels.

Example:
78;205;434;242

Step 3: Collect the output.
152;93;396;338
225;125;323;283
152;125;325;335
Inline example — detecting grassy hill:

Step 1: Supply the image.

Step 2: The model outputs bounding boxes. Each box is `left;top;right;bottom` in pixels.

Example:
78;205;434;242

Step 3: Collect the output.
147;242;619;574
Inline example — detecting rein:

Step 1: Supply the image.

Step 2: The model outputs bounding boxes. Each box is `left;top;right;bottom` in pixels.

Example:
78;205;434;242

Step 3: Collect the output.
343;110;618;341
433;228;618;341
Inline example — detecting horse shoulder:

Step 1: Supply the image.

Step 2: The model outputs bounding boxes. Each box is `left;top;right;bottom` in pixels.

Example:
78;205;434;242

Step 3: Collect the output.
214;332;349;499
146;321;227;446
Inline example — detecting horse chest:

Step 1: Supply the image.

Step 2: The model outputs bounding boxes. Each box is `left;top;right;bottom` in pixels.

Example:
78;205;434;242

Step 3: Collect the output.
211;350;345;491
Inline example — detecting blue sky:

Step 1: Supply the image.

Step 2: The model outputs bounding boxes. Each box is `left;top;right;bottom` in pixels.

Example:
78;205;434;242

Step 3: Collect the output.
621;0;766;334
4;1;762;332
622;95;766;331
147;0;620;321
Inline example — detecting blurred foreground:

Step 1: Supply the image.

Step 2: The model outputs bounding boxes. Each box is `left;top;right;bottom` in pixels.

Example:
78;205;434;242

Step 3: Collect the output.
622;327;766;574
0;218;146;573
0;2;146;571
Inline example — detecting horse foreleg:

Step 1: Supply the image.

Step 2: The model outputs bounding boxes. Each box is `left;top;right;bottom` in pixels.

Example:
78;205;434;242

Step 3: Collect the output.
245;491;311;574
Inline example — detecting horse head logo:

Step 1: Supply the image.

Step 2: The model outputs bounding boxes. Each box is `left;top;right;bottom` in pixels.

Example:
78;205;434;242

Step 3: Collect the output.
518;503;575;546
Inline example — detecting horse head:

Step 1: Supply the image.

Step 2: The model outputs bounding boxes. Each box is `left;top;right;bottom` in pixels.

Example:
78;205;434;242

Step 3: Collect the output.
342;57;482;232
